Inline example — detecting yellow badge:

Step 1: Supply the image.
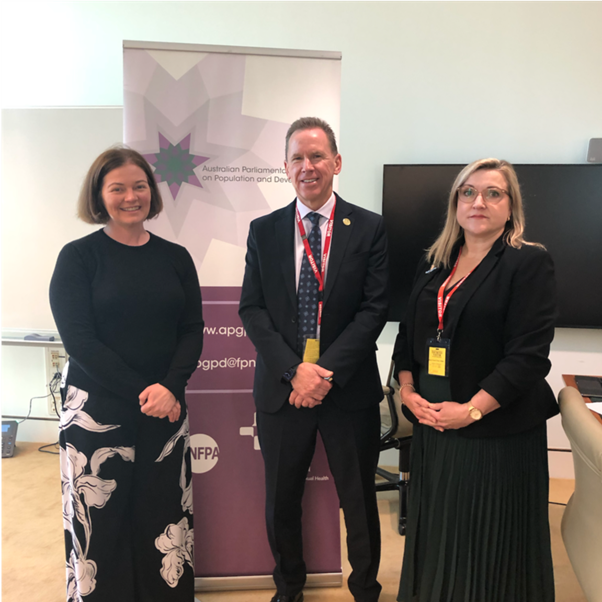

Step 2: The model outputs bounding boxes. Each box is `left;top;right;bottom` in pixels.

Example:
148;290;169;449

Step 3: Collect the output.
427;345;447;377
303;338;320;364
343;218;351;226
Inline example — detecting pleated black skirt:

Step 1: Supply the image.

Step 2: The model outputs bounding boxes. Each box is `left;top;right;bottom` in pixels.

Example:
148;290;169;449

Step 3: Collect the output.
398;373;555;602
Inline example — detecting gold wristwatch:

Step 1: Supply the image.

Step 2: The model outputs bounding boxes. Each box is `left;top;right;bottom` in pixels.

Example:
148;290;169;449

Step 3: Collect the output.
467;404;483;421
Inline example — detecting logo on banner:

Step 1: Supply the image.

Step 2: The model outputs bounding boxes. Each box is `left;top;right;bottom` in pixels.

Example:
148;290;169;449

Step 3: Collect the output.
239;413;261;451
190;434;220;473
143;133;209;199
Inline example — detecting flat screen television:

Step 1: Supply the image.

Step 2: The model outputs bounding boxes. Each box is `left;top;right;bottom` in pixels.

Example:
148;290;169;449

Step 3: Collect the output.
383;164;602;328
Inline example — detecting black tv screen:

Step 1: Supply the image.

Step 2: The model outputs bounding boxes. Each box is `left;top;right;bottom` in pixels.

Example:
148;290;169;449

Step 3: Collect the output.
383;164;602;328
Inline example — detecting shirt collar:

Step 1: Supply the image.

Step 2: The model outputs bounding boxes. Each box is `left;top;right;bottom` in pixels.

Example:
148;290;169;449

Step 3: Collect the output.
296;193;336;221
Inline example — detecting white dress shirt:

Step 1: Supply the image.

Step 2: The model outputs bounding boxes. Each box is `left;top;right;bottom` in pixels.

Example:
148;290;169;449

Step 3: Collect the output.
294;193;336;291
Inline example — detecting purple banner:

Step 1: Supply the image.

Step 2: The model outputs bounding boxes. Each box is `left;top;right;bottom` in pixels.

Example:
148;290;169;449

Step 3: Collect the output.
123;42;343;587
188;287;341;577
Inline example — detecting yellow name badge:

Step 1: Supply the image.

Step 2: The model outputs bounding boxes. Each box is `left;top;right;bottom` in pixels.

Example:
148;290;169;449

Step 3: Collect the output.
303;338;321;364
426;337;450;377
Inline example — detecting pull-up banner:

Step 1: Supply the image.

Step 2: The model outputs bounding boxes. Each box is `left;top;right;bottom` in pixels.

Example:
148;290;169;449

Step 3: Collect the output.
123;41;342;592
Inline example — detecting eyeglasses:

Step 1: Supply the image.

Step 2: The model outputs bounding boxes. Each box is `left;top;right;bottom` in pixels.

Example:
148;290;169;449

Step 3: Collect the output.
457;185;508;204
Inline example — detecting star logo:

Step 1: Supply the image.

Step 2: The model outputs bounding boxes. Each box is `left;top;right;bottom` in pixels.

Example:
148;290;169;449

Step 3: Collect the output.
143;133;209;200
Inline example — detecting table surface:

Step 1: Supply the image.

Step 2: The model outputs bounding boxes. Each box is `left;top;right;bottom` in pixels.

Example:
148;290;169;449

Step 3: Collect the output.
562;374;602;425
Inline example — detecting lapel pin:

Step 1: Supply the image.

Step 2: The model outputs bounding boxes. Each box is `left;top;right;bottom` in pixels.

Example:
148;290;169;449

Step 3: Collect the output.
343;218;351;226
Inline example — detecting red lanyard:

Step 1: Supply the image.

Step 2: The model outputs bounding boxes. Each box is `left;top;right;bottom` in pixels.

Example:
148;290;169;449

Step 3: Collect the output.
295;201;336;326
436;247;474;338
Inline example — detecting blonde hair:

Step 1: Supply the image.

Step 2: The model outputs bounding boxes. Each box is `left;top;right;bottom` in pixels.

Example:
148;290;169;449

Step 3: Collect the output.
77;146;163;224
426;158;542;267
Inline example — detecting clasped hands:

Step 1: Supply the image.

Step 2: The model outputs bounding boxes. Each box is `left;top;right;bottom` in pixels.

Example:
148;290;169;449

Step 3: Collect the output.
289;362;334;409
139;383;181;422
402;390;473;432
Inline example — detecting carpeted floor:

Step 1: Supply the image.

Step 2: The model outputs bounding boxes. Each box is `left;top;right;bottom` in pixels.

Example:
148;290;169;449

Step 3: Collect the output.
2;442;585;602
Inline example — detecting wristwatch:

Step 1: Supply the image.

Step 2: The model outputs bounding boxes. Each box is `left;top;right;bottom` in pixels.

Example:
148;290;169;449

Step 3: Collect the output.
467;404;483;421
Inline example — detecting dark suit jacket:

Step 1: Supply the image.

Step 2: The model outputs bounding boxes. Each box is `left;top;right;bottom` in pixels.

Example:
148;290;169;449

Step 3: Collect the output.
239;194;389;414
393;235;559;438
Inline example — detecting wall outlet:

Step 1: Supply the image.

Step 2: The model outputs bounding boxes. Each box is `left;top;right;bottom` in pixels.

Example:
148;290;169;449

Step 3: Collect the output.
46;347;67;416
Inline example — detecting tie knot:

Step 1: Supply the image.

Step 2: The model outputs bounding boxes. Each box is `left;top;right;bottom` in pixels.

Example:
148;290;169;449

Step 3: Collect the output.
307;212;321;226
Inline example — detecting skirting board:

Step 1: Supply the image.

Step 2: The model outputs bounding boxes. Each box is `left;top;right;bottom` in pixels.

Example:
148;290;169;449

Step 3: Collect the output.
195;572;343;592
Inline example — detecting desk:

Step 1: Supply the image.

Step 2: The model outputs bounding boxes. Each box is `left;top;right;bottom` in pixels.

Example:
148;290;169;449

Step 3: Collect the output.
1;329;62;348
562;374;602;426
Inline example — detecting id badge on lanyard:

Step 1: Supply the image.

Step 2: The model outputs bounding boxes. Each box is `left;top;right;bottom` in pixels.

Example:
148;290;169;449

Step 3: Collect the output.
296;203;335;363
426;337;450;377
427;249;473;377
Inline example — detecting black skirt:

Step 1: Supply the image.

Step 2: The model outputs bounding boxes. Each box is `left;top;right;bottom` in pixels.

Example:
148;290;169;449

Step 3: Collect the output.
398;372;555;602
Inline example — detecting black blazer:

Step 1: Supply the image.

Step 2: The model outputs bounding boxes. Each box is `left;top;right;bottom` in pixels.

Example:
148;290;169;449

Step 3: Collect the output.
393;236;559;438
239;194;389;414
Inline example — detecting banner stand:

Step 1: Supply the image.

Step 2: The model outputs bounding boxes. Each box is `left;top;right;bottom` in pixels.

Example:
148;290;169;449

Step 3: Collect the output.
123;41;343;591
195;572;343;592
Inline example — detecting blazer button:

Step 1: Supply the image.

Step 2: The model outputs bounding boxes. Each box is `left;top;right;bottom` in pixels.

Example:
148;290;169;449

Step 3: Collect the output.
291;317;296;323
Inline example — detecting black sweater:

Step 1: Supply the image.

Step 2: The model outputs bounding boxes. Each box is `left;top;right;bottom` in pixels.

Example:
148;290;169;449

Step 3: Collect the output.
49;229;204;405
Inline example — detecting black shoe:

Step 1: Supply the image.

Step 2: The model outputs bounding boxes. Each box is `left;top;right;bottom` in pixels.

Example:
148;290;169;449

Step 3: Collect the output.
270;592;303;602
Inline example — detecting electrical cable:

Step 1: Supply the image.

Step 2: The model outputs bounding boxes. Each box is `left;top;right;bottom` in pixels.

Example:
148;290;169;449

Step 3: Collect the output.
38;442;60;455
41;371;62;454
18;393;52;424
49;371;62;419
17;372;63;455
18;372;62;425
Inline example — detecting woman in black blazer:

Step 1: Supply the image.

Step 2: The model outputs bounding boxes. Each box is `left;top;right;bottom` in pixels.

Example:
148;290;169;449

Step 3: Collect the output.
393;159;557;602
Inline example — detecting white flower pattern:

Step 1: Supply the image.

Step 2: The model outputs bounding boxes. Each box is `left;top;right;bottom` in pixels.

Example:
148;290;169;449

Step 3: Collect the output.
155;517;194;588
60;385;135;600
61;442;135;554
61;383;193;596
156;416;193;515
66;549;97;602
59;385;119;434
154;415;194;587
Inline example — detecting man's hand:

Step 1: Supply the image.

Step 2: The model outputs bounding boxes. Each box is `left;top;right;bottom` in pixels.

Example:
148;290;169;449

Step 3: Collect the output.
289;363;333;408
139;383;179;421
289;390;323;409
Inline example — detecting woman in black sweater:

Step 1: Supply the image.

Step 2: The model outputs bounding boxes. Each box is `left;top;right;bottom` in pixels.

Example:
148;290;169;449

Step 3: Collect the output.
50;147;204;602
394;158;558;602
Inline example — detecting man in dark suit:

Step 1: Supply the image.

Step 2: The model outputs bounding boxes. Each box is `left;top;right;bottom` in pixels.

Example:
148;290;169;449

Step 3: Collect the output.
239;117;389;602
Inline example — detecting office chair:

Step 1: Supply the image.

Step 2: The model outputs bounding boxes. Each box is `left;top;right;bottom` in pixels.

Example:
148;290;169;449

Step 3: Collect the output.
376;362;413;535
559;385;602;602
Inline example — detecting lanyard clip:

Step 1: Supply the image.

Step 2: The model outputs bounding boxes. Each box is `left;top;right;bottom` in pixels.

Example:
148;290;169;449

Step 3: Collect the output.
436;329;442;342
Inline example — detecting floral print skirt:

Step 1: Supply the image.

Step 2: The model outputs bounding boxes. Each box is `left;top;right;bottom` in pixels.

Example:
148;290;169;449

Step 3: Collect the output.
59;380;194;602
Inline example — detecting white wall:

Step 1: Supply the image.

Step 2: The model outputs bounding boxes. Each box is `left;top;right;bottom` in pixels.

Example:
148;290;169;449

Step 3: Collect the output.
1;1;601;472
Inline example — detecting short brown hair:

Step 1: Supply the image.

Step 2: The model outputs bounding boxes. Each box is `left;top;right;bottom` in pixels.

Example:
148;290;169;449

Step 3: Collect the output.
285;117;338;159
77;146;163;224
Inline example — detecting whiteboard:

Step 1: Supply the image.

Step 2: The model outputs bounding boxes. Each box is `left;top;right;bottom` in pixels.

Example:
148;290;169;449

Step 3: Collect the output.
1;107;123;330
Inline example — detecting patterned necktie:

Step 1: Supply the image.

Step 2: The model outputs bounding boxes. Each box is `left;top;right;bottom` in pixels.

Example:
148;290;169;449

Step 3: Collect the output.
297;212;322;356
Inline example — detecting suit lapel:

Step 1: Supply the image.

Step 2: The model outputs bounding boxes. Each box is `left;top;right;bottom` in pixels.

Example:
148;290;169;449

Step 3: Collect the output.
276;201;298;310
445;237;504;330
406;264;440;352
406;238;504;363
323;195;353;305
